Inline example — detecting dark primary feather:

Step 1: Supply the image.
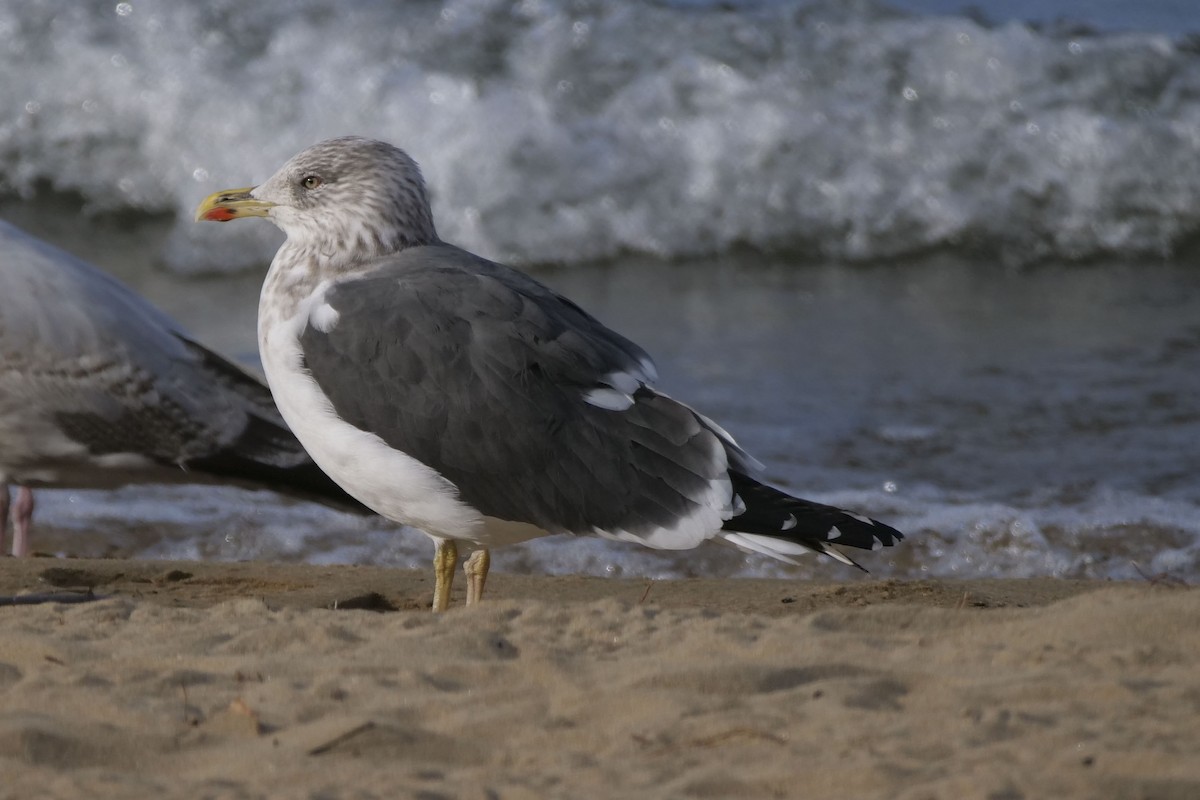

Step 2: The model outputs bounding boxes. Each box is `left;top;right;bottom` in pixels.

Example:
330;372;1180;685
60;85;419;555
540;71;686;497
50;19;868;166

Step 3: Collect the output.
24;330;365;511
723;470;904;552
299;244;733;538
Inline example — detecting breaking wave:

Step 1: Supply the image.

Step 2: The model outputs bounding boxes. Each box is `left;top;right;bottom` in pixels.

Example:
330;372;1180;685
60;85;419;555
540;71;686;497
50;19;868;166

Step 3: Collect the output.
2;0;1200;270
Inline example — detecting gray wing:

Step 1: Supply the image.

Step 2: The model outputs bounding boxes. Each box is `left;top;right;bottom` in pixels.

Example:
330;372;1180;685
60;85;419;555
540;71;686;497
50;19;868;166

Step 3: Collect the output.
0;219;360;508
298;244;741;537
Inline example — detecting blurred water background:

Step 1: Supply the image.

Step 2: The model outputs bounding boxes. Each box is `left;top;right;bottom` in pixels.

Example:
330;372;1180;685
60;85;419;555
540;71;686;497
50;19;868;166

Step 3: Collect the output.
2;0;1199;582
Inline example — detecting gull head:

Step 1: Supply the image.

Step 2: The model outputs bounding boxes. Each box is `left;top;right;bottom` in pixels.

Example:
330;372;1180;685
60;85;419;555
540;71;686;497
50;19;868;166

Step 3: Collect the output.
196;136;439;267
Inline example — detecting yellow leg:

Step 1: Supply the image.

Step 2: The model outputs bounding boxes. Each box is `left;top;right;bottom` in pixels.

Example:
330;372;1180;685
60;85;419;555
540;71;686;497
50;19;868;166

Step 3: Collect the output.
432;539;459;613
464;548;491;606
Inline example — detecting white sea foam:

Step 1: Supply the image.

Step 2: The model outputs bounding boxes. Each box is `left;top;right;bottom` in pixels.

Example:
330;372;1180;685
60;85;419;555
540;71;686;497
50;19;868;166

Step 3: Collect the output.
3;0;1200;271
29;482;1200;582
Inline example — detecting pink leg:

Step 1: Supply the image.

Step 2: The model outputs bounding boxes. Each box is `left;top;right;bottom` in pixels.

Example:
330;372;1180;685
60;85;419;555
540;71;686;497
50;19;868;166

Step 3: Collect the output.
12;487;33;558
0;484;9;556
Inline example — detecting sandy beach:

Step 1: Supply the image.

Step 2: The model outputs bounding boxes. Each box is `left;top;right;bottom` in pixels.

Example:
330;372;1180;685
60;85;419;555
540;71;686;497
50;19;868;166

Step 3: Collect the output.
0;558;1194;799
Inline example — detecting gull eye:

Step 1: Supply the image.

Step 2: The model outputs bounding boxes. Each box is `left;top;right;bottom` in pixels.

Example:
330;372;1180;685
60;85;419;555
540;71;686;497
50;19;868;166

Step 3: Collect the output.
301;175;323;190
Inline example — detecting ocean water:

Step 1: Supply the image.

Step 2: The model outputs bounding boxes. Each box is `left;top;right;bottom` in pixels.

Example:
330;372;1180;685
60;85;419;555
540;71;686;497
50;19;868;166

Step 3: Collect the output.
2;0;1199;583
3;0;1200;269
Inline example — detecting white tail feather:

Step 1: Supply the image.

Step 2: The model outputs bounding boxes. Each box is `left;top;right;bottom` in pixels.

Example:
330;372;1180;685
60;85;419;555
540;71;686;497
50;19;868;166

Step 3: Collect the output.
721;532;857;568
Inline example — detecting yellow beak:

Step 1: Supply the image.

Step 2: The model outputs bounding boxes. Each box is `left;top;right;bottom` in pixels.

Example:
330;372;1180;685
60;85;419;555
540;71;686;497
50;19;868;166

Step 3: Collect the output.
194;187;276;222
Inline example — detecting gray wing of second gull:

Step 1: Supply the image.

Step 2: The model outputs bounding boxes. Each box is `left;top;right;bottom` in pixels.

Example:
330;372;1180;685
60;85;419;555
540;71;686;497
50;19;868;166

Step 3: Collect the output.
0;219;362;509
297;244;757;540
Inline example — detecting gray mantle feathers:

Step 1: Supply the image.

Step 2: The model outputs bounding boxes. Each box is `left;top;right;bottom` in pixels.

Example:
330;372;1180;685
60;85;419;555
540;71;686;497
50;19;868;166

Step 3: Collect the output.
296;244;899;564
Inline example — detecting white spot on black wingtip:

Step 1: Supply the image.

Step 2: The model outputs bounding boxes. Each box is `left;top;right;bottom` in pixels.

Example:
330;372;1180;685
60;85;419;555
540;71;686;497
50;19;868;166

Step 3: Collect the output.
781;514;797;531
872;536;884;551
827;525;842;540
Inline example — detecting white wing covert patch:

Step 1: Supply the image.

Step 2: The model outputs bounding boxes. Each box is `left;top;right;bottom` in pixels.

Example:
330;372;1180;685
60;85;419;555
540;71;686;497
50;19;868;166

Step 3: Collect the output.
309;301;340;333
583;387;636;411
582;368;651;412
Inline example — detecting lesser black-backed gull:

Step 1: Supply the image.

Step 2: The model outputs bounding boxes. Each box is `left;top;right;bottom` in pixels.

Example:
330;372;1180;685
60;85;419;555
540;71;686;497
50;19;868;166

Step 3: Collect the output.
0;218;363;556
196;136;904;611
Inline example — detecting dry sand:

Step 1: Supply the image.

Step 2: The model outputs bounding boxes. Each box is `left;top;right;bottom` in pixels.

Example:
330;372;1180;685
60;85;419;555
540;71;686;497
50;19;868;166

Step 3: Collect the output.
0;557;1196;800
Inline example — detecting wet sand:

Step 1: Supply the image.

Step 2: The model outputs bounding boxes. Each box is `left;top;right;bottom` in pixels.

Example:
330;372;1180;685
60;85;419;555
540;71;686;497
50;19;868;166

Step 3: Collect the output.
0;557;1196;799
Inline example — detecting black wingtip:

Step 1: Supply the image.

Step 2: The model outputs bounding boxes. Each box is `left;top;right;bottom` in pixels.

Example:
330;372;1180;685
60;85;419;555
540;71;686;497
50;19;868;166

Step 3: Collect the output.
723;471;905;557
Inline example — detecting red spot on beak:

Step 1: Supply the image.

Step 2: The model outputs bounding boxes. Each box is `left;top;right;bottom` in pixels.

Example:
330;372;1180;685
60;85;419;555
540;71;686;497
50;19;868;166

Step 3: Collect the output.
203;207;237;222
